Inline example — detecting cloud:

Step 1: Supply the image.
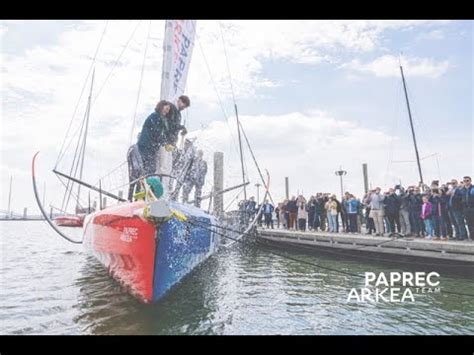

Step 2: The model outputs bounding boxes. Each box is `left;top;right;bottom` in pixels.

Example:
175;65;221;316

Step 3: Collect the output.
340;54;450;79
416;29;445;41
0;20;461;214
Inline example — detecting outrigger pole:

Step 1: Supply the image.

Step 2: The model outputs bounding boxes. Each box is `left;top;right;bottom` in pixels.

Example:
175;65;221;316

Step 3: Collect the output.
53;169;127;202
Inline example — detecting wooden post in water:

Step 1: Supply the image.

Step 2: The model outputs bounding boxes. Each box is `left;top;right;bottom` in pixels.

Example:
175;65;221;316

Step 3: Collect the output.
213;152;224;216
285;177;289;200
362;163;369;194
23;208;27;219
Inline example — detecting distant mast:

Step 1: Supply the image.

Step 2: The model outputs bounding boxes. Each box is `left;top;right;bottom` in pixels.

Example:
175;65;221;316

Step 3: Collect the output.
399;61;424;186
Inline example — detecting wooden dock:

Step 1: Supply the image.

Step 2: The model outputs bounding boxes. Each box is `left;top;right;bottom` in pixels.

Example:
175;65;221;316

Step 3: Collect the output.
256;228;474;269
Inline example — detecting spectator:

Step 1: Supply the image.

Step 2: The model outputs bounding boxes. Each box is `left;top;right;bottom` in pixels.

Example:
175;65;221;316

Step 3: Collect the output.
421;195;434;240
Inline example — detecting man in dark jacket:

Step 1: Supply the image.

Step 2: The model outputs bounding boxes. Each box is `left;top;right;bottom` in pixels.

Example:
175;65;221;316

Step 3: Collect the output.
166;95;190;146
462;176;474;240
287;196;298;230
262;199;274;228
449;179;468;240
408;187;423;237
384;188;401;233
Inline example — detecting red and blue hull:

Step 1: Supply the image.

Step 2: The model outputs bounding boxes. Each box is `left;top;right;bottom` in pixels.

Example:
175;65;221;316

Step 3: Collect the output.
82;200;218;303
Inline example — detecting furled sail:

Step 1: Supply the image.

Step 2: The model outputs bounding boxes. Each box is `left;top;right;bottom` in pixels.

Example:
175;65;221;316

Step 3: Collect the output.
160;20;196;103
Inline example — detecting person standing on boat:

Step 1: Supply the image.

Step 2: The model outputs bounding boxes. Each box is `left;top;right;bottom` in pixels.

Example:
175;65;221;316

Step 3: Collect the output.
155;95;191;194
182;150;208;207
126;139;144;201
171;138;197;200
136;100;172;176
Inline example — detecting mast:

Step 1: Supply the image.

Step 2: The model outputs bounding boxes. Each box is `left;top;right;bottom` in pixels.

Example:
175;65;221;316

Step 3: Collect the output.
234;104;247;200
400;63;424;186
76;69;95;211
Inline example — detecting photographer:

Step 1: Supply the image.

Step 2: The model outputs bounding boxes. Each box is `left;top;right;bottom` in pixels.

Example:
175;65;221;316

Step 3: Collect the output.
408;186;424;238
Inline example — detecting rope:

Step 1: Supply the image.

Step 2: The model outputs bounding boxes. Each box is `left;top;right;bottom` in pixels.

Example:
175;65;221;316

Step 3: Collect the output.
55;20;108;167
60;104;88;212
238;120;275;206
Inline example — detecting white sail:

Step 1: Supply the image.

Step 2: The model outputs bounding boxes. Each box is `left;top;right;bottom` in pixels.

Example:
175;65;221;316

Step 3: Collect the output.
160;20;196;103
157;20;197;198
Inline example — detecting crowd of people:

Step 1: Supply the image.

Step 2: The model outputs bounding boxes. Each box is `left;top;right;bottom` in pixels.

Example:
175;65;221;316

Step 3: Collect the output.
240;177;474;241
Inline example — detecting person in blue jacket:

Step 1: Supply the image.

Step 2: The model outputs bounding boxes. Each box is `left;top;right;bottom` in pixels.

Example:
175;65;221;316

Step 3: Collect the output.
346;194;360;233
136;100;173;175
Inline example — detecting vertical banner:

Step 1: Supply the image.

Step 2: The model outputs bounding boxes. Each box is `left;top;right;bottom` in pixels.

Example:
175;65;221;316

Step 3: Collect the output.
160;20;197;103
158;20;197;197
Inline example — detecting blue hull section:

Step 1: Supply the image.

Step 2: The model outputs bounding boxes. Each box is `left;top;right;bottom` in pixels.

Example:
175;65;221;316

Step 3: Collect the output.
152;202;218;302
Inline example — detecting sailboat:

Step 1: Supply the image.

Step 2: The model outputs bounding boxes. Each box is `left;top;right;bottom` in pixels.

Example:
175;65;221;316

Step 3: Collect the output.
32;20;269;303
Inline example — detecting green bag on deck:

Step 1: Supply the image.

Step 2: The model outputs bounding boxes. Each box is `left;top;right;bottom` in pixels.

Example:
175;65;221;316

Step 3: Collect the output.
146;177;164;199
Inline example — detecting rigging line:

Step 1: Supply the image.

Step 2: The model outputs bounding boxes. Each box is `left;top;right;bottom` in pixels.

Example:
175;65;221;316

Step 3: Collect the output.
92;20;142;106
186;218;364;279
56;20;109;168
55;174;87;210
238;120;275;205
64;97;93;213
196;33;228;119
60;103;89;212
92;160;127;187
218;21;251;185
195;31;242;162
224;187;244;212
129;20;152;147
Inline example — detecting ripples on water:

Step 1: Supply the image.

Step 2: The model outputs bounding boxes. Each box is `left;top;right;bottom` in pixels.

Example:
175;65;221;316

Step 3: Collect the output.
1;221;473;335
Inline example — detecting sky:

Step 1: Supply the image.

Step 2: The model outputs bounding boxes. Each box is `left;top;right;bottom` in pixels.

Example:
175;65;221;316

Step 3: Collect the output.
0;20;472;215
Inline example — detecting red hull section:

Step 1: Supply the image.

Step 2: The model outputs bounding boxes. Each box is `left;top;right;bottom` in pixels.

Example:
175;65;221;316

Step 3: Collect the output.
82;201;156;303
54;215;84;227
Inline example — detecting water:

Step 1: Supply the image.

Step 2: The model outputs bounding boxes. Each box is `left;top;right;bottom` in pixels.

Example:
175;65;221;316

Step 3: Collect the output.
1;221;473;335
